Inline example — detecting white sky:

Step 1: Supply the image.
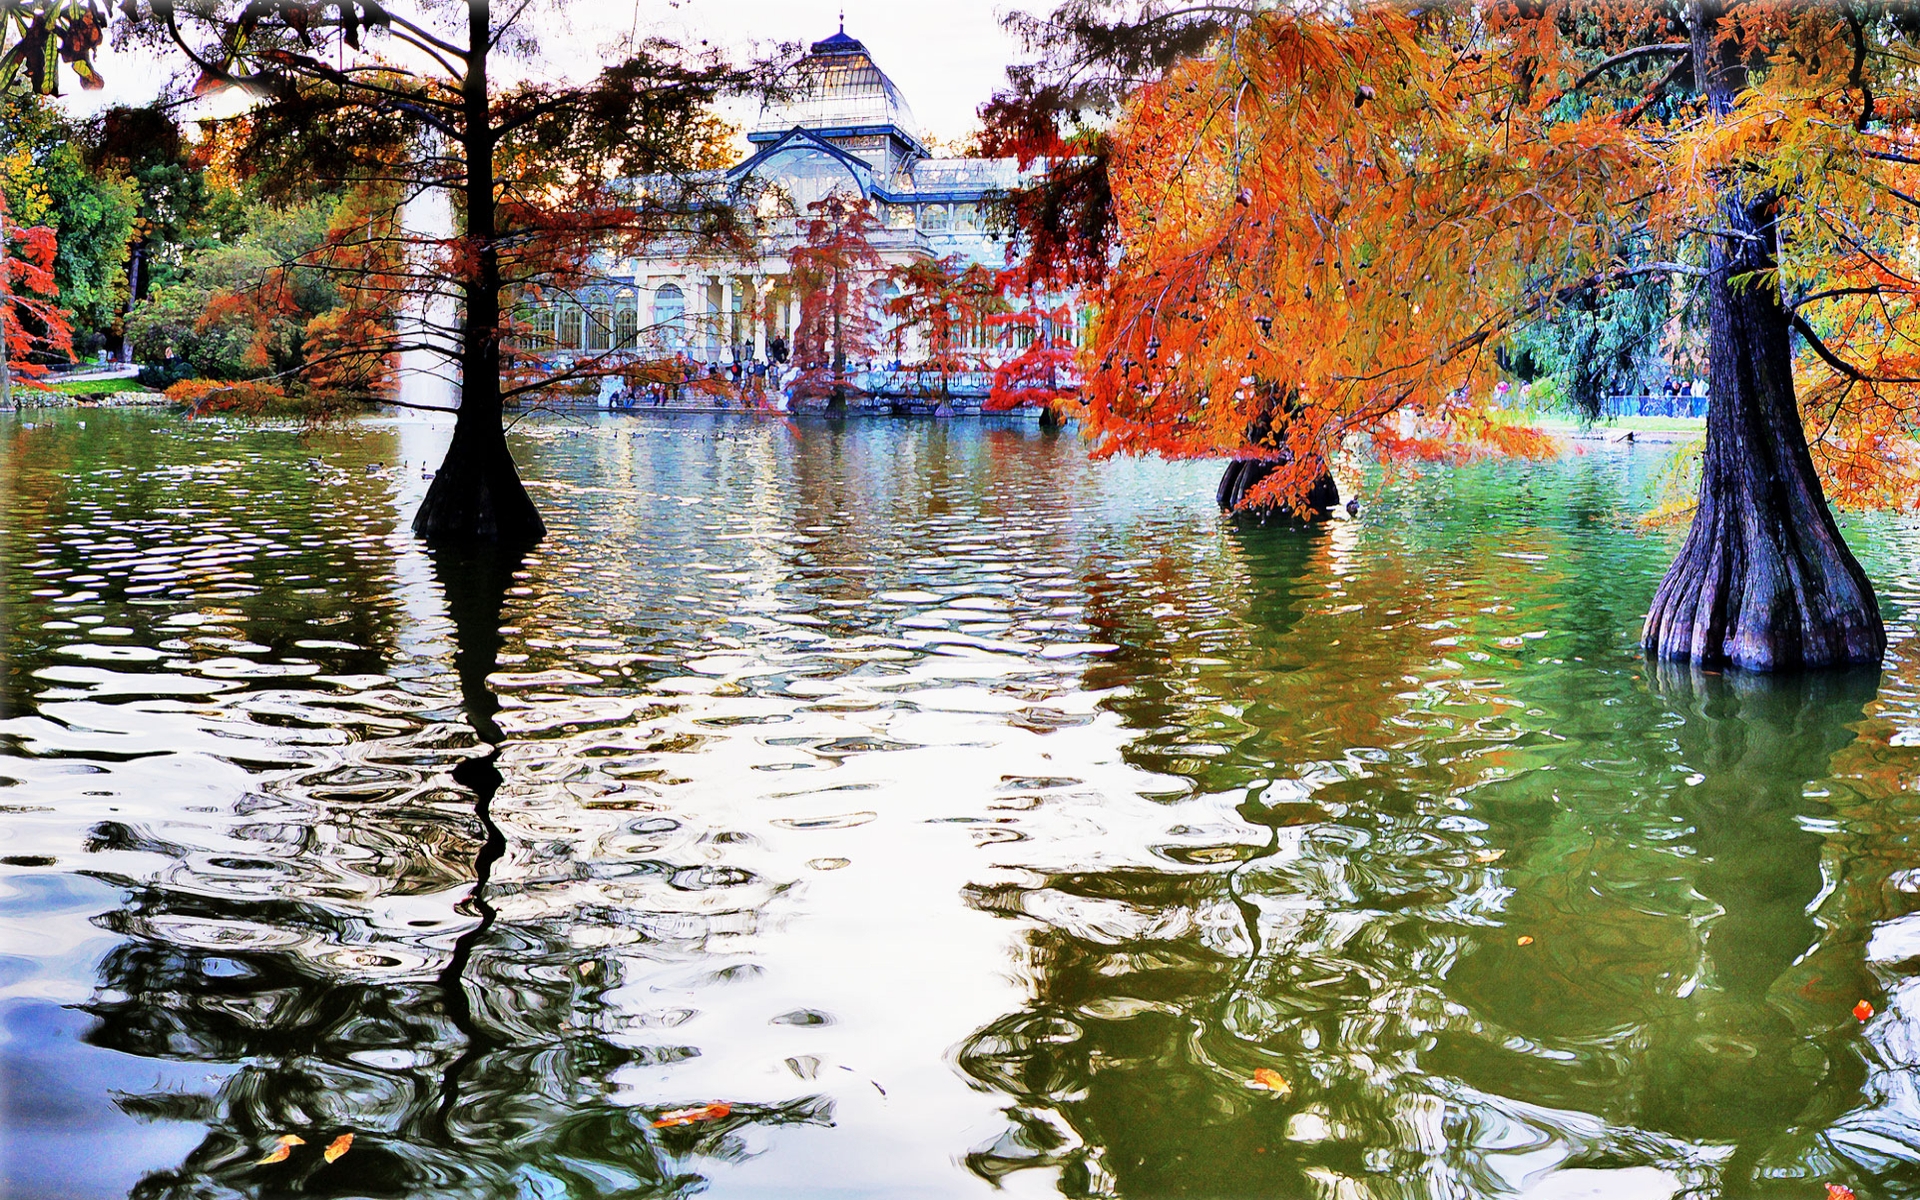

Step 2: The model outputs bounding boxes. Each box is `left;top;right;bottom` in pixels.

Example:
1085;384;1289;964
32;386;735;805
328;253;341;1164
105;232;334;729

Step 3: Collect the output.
60;1;1028;148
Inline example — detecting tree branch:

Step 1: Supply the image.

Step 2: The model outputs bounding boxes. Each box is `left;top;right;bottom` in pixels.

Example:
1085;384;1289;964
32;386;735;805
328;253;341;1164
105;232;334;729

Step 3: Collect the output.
1793;313;1920;383
1565;43;1692;94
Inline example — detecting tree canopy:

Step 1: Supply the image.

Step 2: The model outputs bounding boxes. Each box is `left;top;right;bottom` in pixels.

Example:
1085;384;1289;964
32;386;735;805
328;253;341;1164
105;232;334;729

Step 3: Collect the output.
1062;2;1920;512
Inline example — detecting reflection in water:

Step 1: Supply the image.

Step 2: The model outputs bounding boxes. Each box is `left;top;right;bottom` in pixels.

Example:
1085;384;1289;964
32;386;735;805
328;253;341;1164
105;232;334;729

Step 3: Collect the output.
8;411;1920;1198
430;542;519;1135
957;516;1916;1197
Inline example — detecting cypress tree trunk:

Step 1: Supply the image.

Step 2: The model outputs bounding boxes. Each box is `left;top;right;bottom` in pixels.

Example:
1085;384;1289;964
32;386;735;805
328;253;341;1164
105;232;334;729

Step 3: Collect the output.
1641;6;1882;670
413;0;546;546
1217;458;1338;520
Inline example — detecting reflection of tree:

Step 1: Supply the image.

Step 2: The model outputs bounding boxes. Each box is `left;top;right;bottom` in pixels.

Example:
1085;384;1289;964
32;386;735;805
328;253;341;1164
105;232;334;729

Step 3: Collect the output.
1;413;406;712
81;536;827;1199
960;481;1899;1197
1441;667;1880;1183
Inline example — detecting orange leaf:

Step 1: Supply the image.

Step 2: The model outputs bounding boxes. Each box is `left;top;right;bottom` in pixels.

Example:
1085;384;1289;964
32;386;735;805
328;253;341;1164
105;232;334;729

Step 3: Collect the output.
1854;1000;1875;1022
323;1133;353;1163
1516;935;1534;946
1827;1185;1856;1200
255;1134;304;1165
1245;1067;1292;1095
651;1102;731;1129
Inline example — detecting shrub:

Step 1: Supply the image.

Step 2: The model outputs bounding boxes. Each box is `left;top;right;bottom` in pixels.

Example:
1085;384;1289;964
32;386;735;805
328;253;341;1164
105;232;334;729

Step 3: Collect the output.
164;378;287;415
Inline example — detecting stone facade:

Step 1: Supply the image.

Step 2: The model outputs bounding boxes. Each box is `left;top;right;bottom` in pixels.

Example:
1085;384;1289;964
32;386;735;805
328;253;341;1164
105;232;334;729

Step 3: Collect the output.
528;26;1047;382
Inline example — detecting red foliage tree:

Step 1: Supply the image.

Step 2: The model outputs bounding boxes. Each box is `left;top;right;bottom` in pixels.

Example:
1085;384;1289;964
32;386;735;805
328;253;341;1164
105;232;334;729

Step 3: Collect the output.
985;285;1078;415
886;254;1002;404
789;191;884;411
0;189;74;406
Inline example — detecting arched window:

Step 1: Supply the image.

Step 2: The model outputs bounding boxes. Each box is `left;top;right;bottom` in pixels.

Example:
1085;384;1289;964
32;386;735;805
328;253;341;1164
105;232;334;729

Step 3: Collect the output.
954;203;978;233
557;303;584;351
583;289;613;352
652;284;685;349
522;303;557;351
920;204;949;232
614;291;638;349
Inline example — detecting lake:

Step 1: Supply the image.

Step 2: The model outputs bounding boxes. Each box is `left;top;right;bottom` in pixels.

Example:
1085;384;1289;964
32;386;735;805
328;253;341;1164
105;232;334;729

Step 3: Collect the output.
6;408;1920;1199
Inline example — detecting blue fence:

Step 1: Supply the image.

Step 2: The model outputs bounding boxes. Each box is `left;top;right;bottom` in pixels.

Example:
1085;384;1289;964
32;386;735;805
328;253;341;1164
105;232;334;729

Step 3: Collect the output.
1599;393;1709;419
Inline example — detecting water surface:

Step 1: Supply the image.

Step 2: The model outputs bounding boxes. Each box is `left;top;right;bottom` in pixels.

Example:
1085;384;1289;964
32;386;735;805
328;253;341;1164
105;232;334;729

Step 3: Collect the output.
7;410;1920;1199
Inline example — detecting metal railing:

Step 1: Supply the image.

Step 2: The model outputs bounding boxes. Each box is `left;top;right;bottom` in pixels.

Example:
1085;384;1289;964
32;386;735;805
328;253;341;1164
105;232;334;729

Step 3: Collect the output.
1600;393;1709;419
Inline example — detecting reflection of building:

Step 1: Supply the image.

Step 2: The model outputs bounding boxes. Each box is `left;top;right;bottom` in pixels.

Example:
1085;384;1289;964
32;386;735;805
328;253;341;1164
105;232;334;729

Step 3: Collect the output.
527;26;1075;386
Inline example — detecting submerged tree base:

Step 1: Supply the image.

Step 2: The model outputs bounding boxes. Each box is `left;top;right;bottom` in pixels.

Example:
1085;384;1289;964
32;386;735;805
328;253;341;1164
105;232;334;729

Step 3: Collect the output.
1217;458;1338;521
414;423;546;545
1641;181;1883;673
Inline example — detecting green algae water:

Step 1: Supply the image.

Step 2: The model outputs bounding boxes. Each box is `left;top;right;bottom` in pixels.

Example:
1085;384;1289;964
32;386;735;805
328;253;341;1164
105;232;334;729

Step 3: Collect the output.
6;408;1920;1200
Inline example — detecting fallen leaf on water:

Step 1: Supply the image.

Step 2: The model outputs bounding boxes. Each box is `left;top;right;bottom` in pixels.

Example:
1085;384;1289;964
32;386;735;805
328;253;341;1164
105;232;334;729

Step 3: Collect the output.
1245;1068;1291;1096
1827;1184;1856;1200
1472;849;1504;864
652;1103;731;1129
1855;1000;1875;1022
255;1135;305;1165
1516;936;1534;946
323;1133;353;1163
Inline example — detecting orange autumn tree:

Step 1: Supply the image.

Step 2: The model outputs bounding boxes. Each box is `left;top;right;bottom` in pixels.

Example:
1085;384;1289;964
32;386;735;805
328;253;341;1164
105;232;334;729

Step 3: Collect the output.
93;1;759;545
1072;0;1920;671
886;254;1003;405
0;190;73;406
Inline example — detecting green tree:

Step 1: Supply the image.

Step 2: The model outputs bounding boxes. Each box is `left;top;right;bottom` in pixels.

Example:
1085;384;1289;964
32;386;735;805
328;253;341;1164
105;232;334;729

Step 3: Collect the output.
1509;271;1676;421
0;91;135;348
79;104;243;356
125;199;335;380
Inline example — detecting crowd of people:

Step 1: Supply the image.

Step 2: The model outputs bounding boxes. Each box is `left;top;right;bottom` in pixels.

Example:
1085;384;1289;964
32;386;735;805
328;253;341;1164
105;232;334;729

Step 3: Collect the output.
603;343;932;412
609;349;790;410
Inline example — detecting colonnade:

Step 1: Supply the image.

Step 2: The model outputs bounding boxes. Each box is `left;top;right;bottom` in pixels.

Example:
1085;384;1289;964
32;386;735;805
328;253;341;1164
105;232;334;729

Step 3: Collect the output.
529;268;1086;365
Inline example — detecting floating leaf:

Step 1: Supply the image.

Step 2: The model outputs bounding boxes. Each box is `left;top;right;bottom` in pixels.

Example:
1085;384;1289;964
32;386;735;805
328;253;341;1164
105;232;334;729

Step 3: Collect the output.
1827;1185;1856;1200
1854;999;1875;1022
1472;849;1504;864
1245;1067;1292;1096
255;1134;304;1164
652;1102;731;1128
1516;935;1534;946
323;1133;353;1163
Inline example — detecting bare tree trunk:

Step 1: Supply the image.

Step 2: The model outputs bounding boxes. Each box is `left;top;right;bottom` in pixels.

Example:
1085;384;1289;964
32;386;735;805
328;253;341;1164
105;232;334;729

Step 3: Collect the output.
413;0;546;545
1641;4;1882;670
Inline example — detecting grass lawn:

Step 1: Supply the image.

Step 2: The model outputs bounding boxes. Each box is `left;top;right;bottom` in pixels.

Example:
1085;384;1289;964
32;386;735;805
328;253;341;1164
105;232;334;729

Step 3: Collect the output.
51;376;156;396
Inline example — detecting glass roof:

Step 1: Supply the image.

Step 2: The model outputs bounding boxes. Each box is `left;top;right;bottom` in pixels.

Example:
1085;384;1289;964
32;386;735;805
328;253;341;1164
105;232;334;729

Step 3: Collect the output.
753;30;924;146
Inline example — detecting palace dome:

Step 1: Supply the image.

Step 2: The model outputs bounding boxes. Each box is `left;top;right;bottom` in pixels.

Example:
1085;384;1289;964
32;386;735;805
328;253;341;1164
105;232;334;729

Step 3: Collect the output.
753;26;925;146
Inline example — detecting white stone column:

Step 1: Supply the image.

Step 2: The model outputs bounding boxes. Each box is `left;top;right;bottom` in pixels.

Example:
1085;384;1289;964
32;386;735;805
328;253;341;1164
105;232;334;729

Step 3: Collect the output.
751;274;767;362
683;272;698;360
720;276;735;361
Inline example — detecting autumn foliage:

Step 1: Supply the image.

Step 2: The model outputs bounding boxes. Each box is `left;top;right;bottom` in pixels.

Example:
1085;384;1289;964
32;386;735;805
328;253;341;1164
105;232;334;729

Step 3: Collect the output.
985;294;1079;414
0;188;73;400
790;191;885;406
885;255;1003;383
1069;2;1920;514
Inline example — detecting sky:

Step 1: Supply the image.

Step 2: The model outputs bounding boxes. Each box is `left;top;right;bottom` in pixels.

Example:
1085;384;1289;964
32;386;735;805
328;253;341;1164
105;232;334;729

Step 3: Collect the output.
59;1;1029;148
